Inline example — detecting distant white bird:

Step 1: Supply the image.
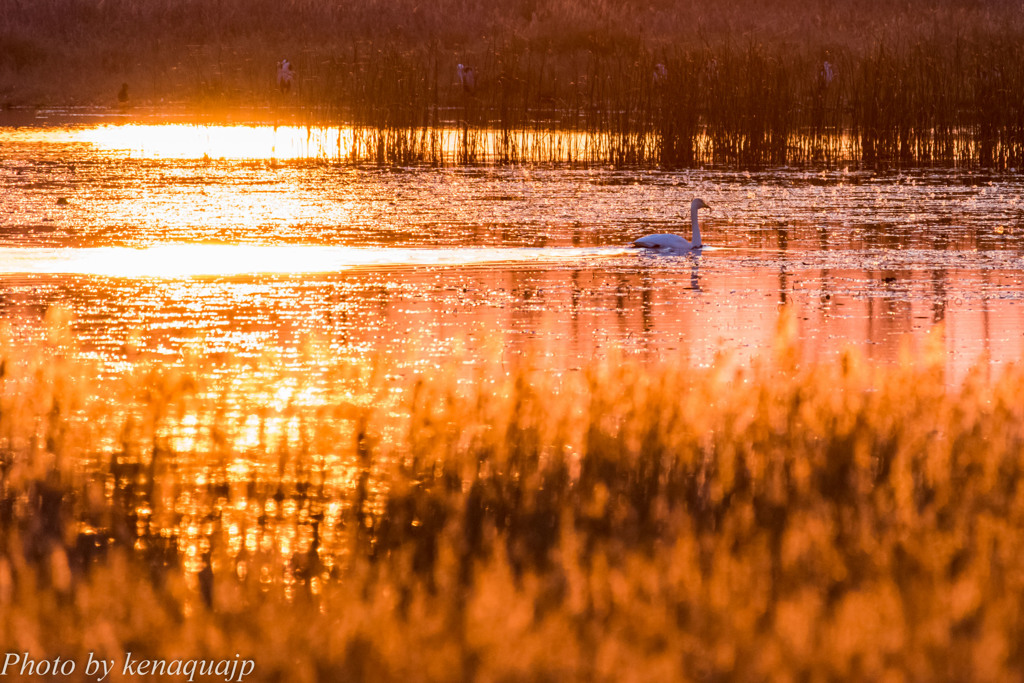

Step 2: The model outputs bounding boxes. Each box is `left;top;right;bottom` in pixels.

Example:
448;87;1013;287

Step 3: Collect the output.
277;59;294;93
705;58;719;81
632;198;711;253
822;60;835;85
457;63;476;94
653;63;668;85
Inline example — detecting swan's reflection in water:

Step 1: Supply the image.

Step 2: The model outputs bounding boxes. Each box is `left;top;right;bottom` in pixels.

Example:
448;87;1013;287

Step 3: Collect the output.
690;260;702;292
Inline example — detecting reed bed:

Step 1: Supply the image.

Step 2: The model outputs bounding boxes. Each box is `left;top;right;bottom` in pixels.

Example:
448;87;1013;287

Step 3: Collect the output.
3;312;1024;680
5;0;1024;168
228;39;1024;169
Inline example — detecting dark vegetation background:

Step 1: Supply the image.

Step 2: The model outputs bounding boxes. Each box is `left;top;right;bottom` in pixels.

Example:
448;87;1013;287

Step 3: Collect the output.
0;0;1016;103
4;0;1024;166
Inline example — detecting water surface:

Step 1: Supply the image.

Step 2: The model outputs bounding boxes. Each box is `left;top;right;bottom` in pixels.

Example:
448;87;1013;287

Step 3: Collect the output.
2;122;1024;382
5;120;1024;599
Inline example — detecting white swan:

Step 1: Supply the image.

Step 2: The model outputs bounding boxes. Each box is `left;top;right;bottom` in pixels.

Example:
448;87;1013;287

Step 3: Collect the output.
633;198;711;253
653;63;668;85
277;59;294;93
822;60;835;85
457;64;476;94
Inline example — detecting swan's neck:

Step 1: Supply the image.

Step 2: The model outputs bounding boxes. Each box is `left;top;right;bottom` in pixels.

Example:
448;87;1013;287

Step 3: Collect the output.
690;204;702;247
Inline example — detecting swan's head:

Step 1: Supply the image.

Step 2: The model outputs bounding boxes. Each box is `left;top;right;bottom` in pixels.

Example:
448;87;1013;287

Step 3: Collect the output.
692;198;711;211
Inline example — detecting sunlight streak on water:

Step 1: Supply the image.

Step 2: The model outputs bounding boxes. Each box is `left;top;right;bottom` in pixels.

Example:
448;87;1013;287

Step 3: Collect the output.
0;245;632;277
12;124;603;162
14;124;347;160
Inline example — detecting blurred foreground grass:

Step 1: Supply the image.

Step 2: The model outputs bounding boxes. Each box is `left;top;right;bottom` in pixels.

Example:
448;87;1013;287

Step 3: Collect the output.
2;311;1024;681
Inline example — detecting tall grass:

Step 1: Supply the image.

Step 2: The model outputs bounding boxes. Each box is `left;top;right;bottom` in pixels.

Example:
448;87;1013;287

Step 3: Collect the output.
4;0;1024;167
235;39;1024;169
4;311;1024;679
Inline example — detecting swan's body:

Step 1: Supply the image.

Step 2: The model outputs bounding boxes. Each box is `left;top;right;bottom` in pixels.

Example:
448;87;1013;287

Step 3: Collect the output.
633;198;711;254
633;233;698;252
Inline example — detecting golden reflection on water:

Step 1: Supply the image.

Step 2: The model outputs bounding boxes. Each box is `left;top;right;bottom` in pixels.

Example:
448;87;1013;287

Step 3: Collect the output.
11;122;753;164
74;124;356;160
0;245;630;276
12;123;594;162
